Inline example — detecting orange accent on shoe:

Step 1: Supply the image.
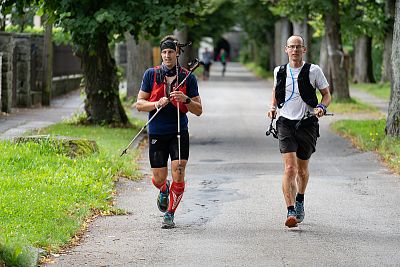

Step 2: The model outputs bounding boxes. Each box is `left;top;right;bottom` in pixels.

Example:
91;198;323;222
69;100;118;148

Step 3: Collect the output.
285;216;298;228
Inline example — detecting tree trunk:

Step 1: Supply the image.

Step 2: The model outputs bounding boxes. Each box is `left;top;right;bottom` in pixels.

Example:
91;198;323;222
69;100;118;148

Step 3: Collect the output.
292;19;311;62
324;0;350;100
274;18;292;66
267;30;275;71
381;0;396;83
353;35;375;83
125;34;153;100
385;0;400;137
319;35;334;94
174;27;191;69
126;33;140;99
81;32;129;126
319;36;329;78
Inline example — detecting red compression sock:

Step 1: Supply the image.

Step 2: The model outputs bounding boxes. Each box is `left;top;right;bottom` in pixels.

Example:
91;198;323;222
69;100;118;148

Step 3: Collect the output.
152;177;167;192
168;181;185;213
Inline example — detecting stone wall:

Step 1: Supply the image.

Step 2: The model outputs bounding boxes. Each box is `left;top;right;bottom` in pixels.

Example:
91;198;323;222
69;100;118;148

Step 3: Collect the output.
0;32;82;113
0;33;15;113
13;34;32;107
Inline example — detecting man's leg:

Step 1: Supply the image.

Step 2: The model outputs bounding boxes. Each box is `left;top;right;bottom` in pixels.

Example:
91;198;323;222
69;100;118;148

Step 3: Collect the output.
168;160;187;212
152;168;170;213
295;158;309;223
161;160;187;229
296;158;310;194
148;134;170;213
282;152;298;227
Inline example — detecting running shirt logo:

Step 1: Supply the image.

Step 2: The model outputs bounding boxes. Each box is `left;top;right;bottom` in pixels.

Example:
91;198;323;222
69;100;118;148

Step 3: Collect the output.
151;139;157;144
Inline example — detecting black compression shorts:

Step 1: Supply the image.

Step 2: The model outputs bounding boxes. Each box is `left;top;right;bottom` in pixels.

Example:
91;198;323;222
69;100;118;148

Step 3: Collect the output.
148;132;189;168
276;116;319;160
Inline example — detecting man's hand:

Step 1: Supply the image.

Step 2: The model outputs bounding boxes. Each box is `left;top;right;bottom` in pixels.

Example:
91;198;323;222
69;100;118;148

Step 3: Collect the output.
169;91;188;103
314;107;325;118
314;103;327;118
156;97;169;109
267;109;277;119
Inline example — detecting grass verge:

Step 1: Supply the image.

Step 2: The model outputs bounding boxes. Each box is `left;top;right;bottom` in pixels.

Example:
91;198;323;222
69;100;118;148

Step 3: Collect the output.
0;118;144;266
331;119;400;175
326;96;381;115
350;82;390;100
244;62;273;79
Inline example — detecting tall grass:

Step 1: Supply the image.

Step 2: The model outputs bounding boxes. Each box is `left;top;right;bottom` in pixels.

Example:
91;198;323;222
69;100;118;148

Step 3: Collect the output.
0;121;143;265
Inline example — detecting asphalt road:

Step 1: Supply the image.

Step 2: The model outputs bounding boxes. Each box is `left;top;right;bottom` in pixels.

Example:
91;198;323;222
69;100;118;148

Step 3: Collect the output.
50;63;400;266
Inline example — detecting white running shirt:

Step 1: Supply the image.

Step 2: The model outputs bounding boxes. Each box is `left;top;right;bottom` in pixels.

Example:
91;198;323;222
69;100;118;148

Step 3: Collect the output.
273;62;329;120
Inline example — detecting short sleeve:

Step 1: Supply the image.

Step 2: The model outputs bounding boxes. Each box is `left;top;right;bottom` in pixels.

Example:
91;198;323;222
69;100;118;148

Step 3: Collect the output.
140;68;154;93
311;65;329;90
185;74;199;98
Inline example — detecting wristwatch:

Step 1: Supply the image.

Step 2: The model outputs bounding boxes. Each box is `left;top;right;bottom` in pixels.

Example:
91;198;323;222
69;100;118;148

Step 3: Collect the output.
185;97;191;104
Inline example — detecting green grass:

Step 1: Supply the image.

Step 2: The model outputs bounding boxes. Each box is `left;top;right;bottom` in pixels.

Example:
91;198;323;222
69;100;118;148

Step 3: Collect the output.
326;96;380;115
0;119;144;265
350;82;390;100
244;62;273;79
331;119;400;175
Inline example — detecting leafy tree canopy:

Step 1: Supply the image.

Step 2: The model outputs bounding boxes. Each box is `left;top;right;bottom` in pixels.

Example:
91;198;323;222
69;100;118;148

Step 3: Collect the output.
2;0;202;52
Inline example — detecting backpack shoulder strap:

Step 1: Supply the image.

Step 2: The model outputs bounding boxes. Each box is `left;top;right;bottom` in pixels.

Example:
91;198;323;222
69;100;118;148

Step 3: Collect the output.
154;66;163;85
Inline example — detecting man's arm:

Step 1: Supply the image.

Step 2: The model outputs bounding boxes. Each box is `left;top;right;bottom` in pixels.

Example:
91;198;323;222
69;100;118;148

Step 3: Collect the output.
168;91;202;116
267;83;278;119
314;87;331;117
186;95;202;116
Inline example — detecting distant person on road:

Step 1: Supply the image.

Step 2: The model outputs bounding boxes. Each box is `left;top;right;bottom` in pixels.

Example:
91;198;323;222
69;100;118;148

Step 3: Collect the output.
217;48;228;76
267;35;331;228
136;35;203;229
201;48;213;81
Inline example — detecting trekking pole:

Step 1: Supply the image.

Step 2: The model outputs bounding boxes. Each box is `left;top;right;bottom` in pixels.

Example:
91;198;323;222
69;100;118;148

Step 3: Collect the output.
294;111;334;131
120;106;162;157
120;59;201;157
176;55;182;173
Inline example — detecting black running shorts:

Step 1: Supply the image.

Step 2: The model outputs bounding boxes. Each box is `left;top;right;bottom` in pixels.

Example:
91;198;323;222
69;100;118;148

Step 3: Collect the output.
148;132;189;168
276;116;319;160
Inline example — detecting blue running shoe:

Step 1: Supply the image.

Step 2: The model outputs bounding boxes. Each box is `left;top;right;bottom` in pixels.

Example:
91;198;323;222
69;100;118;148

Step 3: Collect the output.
157;180;170;213
285;209;298;228
162;212;175;229
295;200;305;223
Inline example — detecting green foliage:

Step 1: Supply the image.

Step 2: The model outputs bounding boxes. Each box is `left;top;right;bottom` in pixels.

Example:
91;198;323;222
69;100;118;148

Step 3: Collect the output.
332;119;400;174
269;0;328;22
0;239;37;267
2;0;201;52
244;62;272;79
340;0;386;42
185;0;237;46
0;121;142;263
5;25;72;45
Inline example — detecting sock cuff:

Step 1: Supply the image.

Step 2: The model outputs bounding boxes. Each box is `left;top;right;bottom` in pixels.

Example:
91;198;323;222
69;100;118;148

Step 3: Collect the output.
171;181;185;194
152;177;166;189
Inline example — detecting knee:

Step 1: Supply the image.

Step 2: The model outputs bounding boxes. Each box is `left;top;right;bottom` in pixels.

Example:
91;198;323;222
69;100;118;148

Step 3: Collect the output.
153;173;167;184
284;164;297;178
297;168;309;179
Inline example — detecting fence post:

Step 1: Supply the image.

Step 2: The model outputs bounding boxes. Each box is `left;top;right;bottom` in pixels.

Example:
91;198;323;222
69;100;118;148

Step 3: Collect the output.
42;22;53;106
0;52;2;111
